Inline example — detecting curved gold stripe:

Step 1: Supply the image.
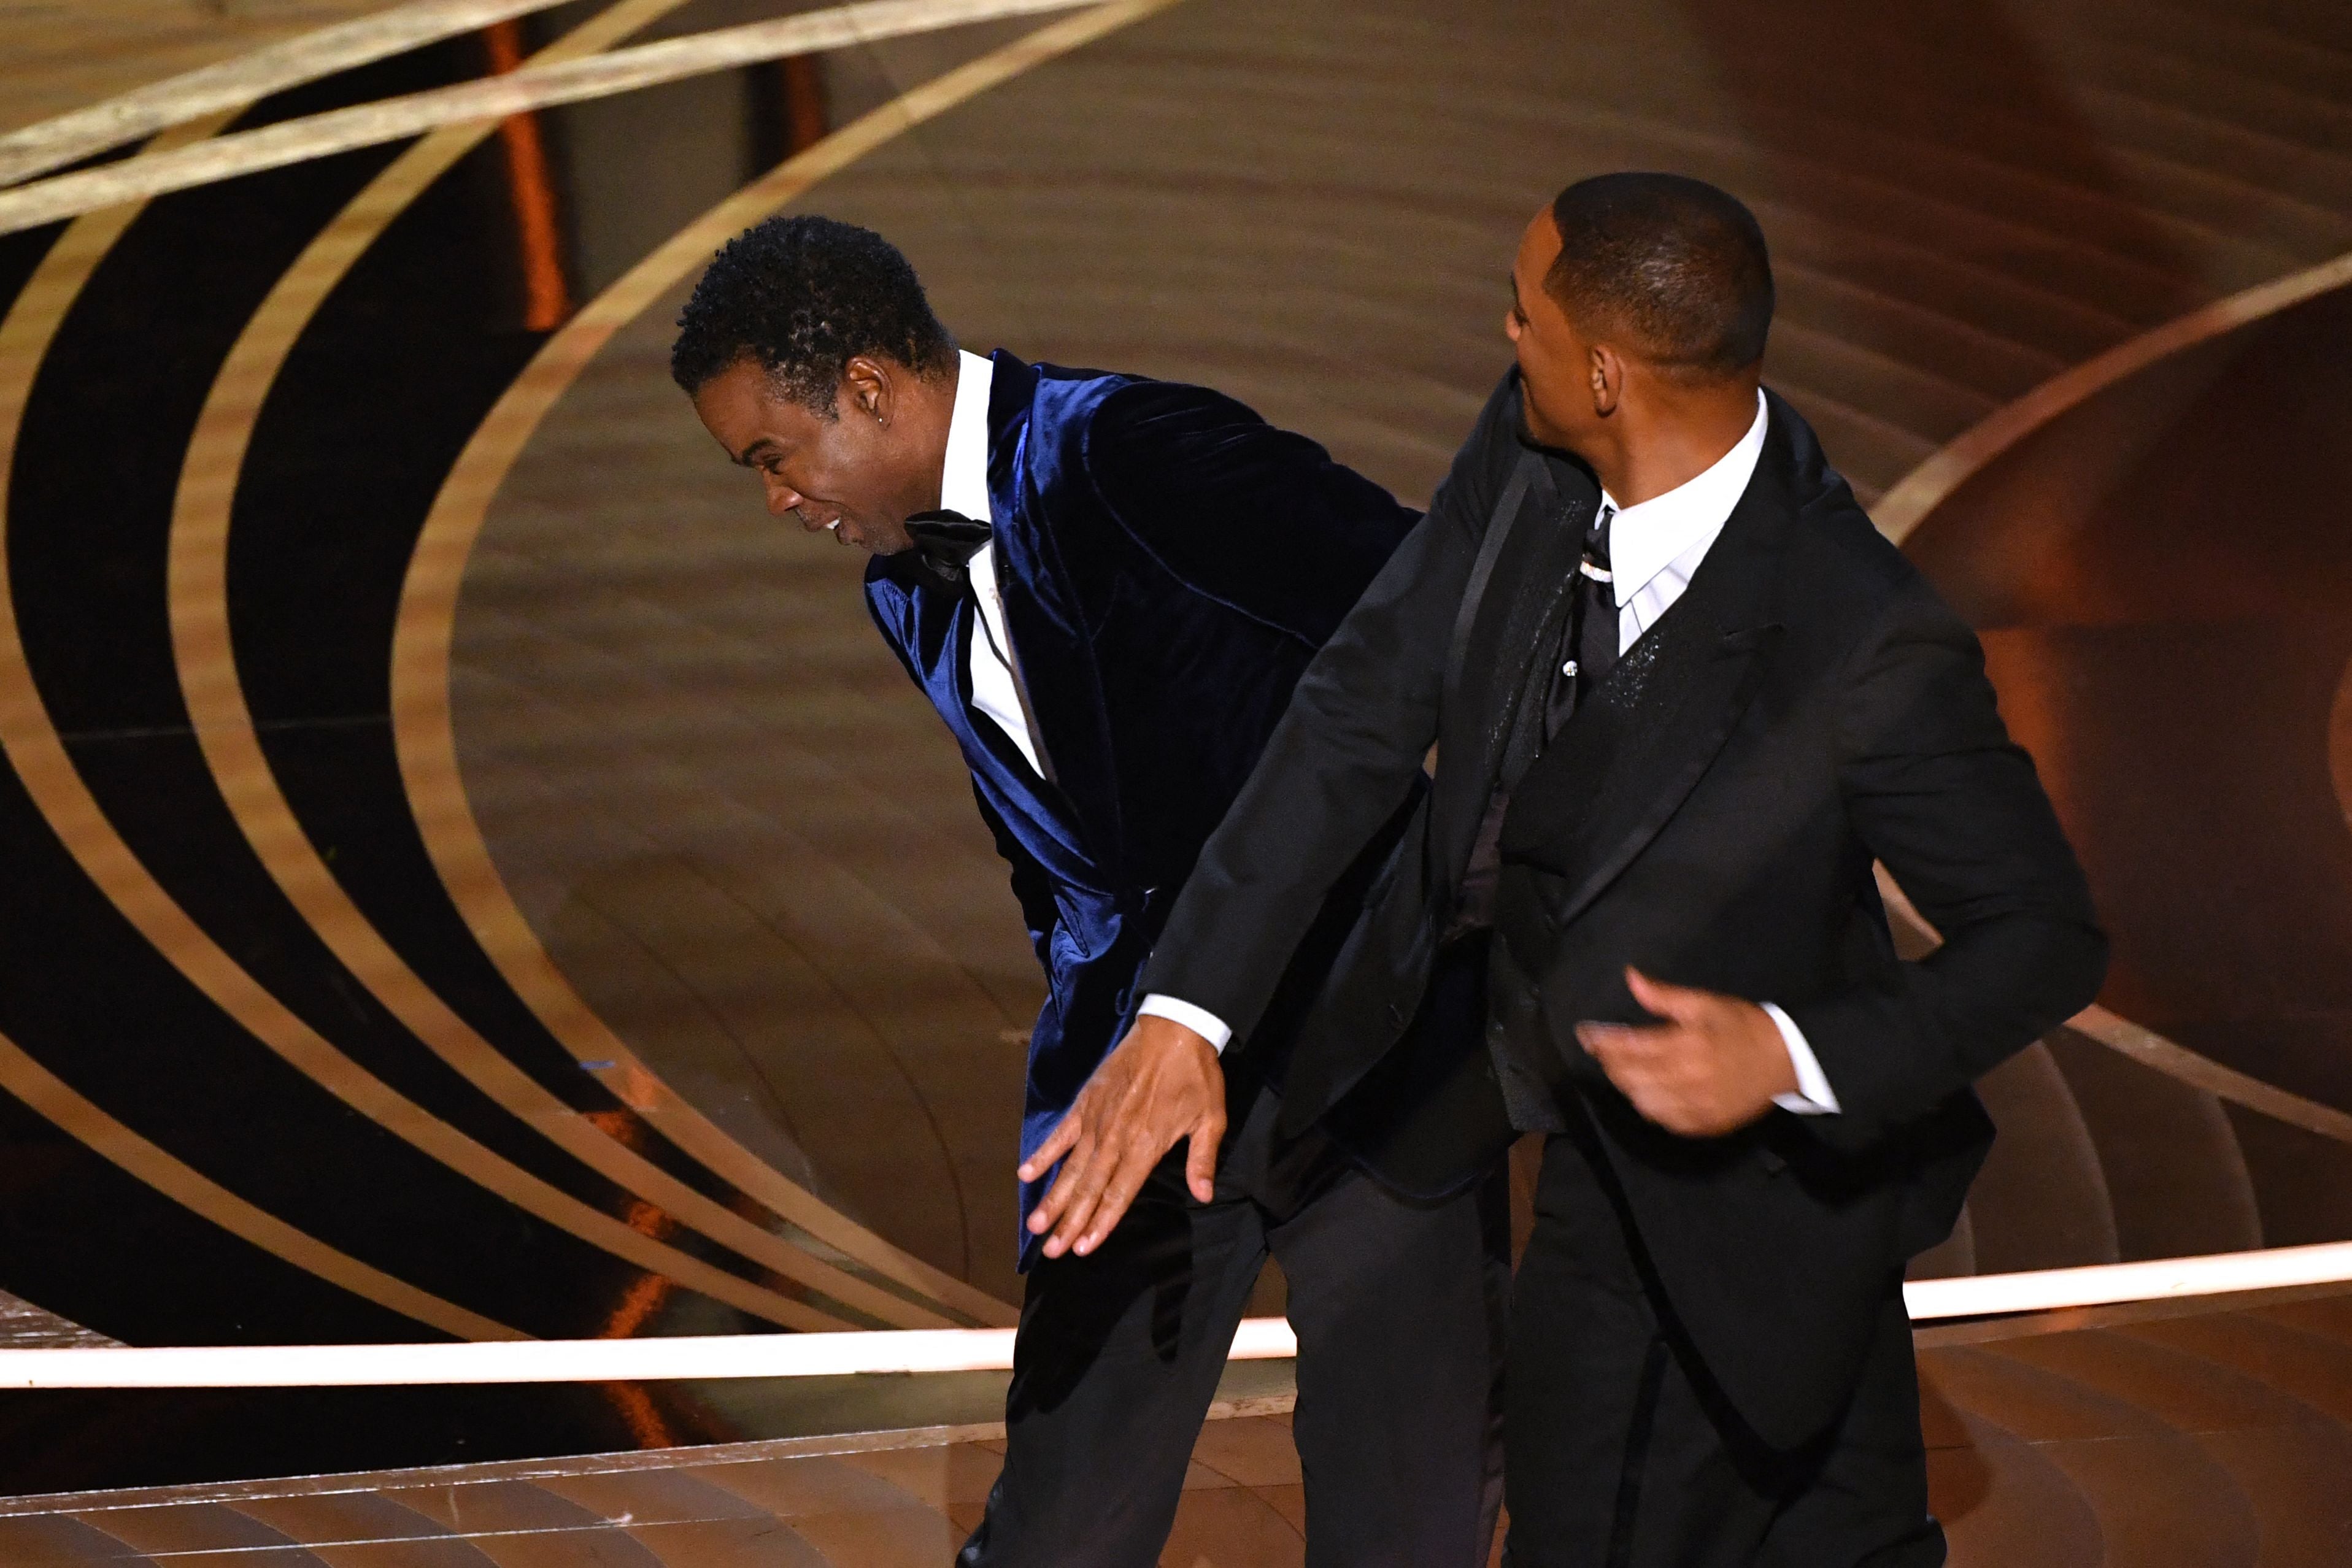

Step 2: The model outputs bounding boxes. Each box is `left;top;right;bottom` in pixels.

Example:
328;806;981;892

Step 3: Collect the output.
0;118;525;1343
0;1;595;189
2064;1007;2352;1147
0;1028;519;1344
0;78;848;1343
0;0;1105;237
1874;248;2352;544
1867;250;2352;1143
166;3;963;1336
394;0;1187;1331
1876;870;2352;1145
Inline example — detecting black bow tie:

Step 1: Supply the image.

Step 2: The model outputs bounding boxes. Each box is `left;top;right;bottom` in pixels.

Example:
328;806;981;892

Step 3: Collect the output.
903;509;993;591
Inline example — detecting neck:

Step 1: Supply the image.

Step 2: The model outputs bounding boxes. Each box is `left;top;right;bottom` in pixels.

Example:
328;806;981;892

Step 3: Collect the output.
904;357;963;515
1583;380;1758;507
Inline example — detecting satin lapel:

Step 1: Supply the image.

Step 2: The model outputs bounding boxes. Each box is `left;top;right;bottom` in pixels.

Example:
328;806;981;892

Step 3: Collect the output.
1499;403;1803;932
983;352;1127;868
1433;445;1595;885
1540;625;1779;934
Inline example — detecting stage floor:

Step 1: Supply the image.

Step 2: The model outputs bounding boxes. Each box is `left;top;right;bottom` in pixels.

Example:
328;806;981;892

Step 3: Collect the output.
1;0;2351;1528
6;1286;2351;1566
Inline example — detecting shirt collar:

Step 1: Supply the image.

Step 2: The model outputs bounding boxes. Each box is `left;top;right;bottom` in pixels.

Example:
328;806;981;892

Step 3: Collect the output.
1600;388;1768;601
940;348;997;525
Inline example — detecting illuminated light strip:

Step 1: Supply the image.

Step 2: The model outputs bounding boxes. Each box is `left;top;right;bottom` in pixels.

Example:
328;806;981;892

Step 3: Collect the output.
1875;247;2352;544
0;1;598;189
0;0;1104;236
6;1242;2350;1388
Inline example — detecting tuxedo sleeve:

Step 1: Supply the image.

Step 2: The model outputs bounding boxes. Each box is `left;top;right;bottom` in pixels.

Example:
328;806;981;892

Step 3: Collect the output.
1135;377;1519;1047
1084;380;1421;645
1786;574;2108;1136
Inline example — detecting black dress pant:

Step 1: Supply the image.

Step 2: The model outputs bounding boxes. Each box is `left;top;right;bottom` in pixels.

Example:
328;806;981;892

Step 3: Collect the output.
1505;1121;1945;1568
959;1085;1511;1568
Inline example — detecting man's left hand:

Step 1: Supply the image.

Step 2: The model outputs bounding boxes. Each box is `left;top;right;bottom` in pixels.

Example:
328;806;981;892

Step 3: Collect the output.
1018;1015;1227;1259
1577;969;1797;1137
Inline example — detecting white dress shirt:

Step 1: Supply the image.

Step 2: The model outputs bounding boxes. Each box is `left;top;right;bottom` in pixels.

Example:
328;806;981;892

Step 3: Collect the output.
1137;391;1840;1116
944;350;1048;779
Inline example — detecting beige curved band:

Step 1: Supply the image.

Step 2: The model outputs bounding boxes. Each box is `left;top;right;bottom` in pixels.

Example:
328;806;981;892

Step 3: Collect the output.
1876;871;2352;1145
168;0;984;1335
0;1029;519;1344
1875;248;2352;544
1865;242;2352;1143
393;0;1187;1331
0;25;845;1342
0;122;523;1341
0;0;598;190
0;0;1105;237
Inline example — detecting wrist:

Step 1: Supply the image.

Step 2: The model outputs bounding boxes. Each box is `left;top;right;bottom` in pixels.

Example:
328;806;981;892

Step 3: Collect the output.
1749;1003;1799;1096
1133;1013;1213;1058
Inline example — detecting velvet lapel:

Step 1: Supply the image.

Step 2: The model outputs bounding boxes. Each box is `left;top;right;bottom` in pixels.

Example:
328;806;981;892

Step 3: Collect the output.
1433;395;1600;889
980;351;1127;879
1496;402;1799;933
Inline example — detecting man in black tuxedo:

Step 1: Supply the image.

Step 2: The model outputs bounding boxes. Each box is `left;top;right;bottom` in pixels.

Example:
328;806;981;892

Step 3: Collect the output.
1024;175;2107;1565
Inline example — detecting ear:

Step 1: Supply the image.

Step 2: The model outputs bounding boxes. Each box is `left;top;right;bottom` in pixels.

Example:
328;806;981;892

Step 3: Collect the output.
1589;344;1624;418
842;355;893;427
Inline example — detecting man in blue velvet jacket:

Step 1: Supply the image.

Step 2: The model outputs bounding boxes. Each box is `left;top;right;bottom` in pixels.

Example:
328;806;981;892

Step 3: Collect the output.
673;216;1506;1568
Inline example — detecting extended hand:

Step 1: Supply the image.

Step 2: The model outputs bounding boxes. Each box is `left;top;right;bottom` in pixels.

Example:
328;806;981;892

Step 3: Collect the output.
1018;1015;1227;1259
1577;969;1797;1137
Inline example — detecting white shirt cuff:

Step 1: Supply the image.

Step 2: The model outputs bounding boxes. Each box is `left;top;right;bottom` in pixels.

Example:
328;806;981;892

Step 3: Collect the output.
1138;994;1234;1055
1764;1002;1840;1115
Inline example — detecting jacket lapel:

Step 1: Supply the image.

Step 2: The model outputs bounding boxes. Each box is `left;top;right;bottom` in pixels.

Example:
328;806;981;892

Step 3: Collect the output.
1433;393;1599;888
1496;402;1802;932
982;352;1128;878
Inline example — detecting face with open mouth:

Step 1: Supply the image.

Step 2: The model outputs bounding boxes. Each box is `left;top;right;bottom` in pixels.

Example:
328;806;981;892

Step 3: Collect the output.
692;354;930;558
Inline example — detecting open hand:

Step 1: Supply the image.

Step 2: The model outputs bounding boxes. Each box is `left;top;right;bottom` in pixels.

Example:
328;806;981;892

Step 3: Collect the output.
1577;969;1796;1137
1018;1015;1226;1258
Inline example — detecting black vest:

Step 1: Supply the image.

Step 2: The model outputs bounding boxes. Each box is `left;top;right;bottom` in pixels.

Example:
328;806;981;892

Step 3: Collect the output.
1486;493;1757;1122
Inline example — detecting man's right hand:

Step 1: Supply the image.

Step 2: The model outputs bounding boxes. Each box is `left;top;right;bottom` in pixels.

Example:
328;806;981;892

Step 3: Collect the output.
1018;1017;1227;1259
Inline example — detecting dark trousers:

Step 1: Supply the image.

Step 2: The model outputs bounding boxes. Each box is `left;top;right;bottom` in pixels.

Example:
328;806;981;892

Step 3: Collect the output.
959;1085;1511;1568
1505;1123;1945;1568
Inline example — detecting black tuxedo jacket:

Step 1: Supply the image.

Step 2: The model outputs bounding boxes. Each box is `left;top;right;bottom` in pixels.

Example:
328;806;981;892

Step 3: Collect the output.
1139;372;2107;1448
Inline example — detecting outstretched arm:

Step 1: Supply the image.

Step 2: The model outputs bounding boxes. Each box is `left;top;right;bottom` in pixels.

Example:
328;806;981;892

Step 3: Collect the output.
1021;376;1525;1256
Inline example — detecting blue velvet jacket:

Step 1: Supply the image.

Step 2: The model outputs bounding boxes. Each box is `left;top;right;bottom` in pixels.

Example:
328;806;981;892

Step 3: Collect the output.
864;352;1419;1264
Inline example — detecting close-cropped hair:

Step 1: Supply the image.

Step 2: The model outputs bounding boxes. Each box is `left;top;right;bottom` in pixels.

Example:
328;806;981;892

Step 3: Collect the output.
669;215;956;411
1545;172;1774;381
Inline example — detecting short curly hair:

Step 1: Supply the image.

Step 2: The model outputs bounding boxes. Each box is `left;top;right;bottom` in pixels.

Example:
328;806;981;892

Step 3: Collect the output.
669;215;956;411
